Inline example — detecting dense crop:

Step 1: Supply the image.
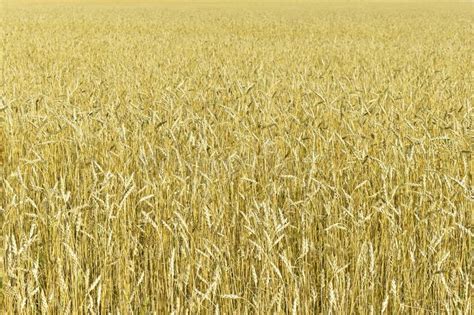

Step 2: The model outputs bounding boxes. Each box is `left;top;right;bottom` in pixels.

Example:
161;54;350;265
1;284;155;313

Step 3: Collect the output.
1;1;472;313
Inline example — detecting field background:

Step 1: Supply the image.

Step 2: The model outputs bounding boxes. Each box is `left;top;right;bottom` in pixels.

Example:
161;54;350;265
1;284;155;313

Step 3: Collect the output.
1;0;473;313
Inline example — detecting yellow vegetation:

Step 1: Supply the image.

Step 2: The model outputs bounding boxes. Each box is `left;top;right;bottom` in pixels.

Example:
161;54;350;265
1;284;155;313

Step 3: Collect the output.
1;1;472;313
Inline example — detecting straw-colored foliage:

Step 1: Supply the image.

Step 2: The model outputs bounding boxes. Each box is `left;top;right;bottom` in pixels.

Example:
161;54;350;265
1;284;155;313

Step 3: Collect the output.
1;1;472;313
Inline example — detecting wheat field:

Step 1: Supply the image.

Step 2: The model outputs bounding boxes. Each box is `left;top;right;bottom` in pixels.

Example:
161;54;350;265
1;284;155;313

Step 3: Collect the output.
1;0;473;313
